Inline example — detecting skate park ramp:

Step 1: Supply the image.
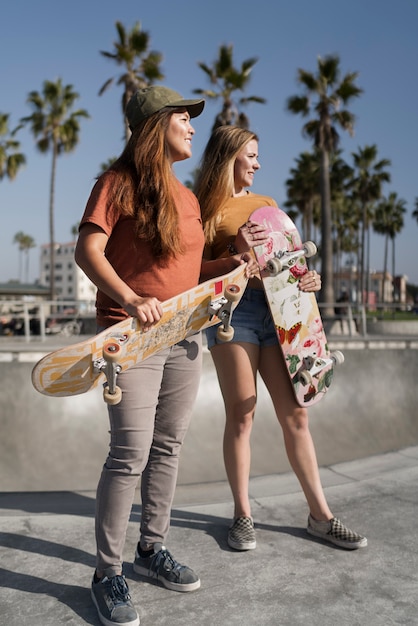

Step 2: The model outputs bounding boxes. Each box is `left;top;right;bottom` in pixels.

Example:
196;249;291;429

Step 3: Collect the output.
0;336;417;492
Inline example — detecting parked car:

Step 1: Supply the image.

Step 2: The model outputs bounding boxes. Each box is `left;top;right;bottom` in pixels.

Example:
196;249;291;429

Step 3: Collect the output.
1;313;96;337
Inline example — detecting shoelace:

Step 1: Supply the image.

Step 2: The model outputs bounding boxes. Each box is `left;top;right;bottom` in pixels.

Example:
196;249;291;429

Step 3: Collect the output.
108;575;131;604
149;549;183;577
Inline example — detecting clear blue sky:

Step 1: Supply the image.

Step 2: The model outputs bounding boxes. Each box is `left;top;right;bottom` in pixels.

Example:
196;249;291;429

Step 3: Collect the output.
1;0;417;284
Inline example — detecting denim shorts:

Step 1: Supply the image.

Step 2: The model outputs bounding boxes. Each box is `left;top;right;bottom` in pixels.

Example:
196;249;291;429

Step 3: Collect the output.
206;287;279;349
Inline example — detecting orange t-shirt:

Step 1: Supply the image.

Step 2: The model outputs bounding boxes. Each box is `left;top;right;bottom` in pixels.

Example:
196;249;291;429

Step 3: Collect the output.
80;172;205;327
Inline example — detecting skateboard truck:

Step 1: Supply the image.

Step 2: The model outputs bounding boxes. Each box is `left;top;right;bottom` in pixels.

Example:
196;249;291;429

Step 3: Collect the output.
266;241;317;275
208;283;242;342
93;332;132;405
297;350;345;386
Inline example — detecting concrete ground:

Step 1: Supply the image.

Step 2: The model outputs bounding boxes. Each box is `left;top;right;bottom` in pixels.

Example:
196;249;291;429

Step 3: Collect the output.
1;446;417;626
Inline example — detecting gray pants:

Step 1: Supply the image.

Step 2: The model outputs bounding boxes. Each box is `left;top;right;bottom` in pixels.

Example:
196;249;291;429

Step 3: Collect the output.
95;333;203;575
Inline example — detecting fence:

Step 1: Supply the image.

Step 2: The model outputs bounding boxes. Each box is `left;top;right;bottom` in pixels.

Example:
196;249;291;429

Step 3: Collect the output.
0;299;96;341
0;298;417;342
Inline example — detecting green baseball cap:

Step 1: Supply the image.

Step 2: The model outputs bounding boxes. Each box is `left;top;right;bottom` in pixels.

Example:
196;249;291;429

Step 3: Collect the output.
126;86;205;130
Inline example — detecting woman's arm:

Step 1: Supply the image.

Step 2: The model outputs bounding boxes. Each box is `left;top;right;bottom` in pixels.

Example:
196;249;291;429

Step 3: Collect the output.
199;252;259;282
75;223;163;326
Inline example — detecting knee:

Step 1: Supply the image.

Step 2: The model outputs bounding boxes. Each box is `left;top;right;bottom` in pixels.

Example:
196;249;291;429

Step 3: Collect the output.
226;405;255;436
281;407;309;434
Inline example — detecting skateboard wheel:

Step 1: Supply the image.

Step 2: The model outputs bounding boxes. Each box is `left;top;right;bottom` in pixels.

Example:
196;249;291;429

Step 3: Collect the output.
216;325;235;342
303;241;317;258
103;340;122;362
103;385;122;405
299;371;312;385
224;283;241;302
331;350;345;365
266;258;282;275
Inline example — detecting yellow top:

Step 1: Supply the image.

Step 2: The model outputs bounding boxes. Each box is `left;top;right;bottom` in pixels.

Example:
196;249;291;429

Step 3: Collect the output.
205;192;278;259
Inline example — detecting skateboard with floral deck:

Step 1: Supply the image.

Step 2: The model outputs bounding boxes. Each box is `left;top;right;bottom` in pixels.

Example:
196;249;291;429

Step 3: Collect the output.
250;206;344;407
32;264;248;405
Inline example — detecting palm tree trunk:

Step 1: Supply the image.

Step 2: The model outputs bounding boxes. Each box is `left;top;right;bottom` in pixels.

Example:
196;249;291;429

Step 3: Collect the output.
391;237;396;307
382;234;388;305
25;251;29;283
49;143;57;300
319;148;334;316
359;204;366;306
18;250;23;282
366;224;371;307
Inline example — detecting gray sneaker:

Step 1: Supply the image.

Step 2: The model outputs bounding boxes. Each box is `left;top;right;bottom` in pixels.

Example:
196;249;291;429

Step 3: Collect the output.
133;543;200;592
228;516;256;550
307;515;368;549
91;573;139;626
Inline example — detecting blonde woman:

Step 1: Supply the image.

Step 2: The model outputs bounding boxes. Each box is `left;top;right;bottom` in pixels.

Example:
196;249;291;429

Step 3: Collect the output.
195;125;367;554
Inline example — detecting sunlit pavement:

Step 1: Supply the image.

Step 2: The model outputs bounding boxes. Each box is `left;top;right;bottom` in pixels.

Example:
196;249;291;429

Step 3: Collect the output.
1;446;417;626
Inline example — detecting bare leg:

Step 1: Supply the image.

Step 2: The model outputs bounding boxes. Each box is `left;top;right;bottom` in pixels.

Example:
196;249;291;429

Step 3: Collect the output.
258;344;332;521
210;341;259;518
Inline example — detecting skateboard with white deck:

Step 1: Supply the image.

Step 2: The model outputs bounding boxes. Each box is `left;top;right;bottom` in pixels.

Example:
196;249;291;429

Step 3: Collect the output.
250;205;343;407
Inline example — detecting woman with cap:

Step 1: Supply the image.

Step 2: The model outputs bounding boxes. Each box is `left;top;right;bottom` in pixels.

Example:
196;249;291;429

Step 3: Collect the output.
195;125;367;555
75;87;257;626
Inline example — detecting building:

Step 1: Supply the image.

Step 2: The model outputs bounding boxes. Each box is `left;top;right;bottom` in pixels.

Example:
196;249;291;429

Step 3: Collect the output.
335;267;409;309
40;241;96;308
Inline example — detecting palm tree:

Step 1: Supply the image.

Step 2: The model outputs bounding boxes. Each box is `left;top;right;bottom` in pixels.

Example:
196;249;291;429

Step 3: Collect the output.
287;54;363;313
0;113;26;181
71;223;79;239
350;145;391;304
412;197;418;225
328;153;355;293
13;231;36;282
284;151;321;245
97;157;117;176
99;21;164;143
20;79;89;299
374;192;406;303
13;231;25;282
194;44;266;131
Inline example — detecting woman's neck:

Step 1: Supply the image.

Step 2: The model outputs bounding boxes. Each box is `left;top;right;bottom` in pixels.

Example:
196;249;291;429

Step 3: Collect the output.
233;188;249;198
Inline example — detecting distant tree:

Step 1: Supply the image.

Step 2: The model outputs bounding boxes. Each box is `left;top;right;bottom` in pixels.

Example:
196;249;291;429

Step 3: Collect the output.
71;223;80;239
184;168;200;191
287;54;362;312
99;21;164;143
374;192;406;303
327;152;356;291
97;157;117;176
284;150;320;244
13;231;36;282
350;144;391;304
412;197;418;225
20;79;89;299
0;113;26;181
194;44;265;131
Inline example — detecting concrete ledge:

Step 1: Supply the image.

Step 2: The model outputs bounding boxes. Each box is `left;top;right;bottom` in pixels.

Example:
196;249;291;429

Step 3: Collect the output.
1;339;417;492
366;319;418;335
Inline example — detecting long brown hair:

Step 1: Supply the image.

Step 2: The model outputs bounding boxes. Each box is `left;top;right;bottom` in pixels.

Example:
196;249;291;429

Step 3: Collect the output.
194;126;258;243
106;108;184;260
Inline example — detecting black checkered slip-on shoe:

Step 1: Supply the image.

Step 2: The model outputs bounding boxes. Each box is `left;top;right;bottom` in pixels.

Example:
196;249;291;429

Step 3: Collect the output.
228;516;256;550
307;515;368;549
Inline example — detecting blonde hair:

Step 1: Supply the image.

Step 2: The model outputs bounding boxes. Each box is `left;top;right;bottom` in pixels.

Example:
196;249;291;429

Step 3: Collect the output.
194;126;258;243
105;108;184;260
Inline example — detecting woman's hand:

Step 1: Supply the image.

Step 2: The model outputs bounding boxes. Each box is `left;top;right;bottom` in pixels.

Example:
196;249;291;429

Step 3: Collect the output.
124;296;163;330
299;270;321;292
234;220;269;252
229;251;260;278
